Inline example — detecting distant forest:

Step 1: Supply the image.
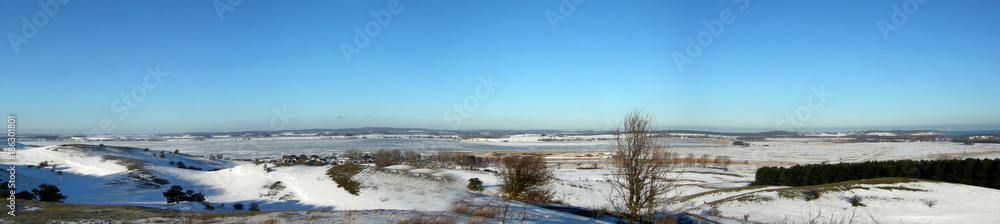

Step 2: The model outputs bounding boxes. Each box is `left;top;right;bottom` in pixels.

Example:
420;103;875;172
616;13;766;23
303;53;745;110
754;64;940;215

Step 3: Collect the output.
753;158;1000;190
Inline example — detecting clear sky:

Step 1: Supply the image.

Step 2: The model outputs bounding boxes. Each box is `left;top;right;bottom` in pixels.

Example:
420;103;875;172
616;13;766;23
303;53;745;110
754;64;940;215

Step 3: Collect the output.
3;1;999;134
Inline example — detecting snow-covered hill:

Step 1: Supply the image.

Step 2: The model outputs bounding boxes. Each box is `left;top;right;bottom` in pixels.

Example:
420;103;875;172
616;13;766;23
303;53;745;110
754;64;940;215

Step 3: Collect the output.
4;144;464;211
2;144;609;223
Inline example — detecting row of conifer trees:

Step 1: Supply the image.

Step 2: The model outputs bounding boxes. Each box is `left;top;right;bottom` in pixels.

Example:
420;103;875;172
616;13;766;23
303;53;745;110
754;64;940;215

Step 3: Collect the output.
753;158;1000;189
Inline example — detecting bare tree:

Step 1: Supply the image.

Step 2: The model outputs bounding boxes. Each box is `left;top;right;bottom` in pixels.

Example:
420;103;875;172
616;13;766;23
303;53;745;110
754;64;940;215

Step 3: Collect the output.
373;150;394;168
496;156;554;203
719;155;733;171
403;150;419;163
700;154;711;168
390;149;403;162
607;109;679;224
343;150;363;162
685;153;696;167
433;150;458;168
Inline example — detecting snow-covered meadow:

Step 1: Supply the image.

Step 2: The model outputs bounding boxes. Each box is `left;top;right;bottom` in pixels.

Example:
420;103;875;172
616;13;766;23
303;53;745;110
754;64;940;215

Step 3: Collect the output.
5;139;1000;223
23;138;727;160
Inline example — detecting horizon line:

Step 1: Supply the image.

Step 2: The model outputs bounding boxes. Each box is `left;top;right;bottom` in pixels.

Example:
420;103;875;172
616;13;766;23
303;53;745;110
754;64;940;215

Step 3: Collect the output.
16;124;1000;136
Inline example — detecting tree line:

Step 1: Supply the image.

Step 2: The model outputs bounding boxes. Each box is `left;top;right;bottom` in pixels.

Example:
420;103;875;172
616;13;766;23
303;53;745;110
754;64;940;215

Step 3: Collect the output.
753;158;1000;189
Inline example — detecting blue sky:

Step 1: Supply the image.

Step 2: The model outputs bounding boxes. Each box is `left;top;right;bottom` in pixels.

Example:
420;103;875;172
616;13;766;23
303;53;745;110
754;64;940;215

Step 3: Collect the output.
2;1;999;134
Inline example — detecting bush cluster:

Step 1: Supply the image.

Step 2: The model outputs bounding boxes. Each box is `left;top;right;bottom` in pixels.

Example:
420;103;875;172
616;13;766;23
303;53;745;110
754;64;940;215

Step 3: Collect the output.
162;185;206;204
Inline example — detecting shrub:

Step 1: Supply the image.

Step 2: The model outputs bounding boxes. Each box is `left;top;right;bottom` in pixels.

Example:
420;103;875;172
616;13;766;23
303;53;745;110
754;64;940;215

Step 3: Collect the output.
233;203;244;210
467;178;483;192
201;202;215;210
248;202;260;211
169;161;175;165
0;182;8;198
450;199;474;216
152;178;170;185
188;192;206;202
496;156;553;202
327;164;364;196
32;184;67;202
373;149;395;168
450;199;500;219
522;188;557;204
15;191;34;200
706;206;722;216
162;185;206;204
924;199;937;208
849;195;865;207
260;181;288;200
163;186;185;204
803;189;821;201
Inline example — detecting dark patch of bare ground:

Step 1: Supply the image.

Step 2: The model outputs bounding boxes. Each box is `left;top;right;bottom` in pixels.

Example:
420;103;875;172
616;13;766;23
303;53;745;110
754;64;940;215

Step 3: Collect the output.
0;200;235;223
0;200;425;223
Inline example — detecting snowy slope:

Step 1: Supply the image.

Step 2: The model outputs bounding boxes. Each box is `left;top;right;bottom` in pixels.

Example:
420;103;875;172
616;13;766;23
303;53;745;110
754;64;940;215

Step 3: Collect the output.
686;179;1000;223
3;144;472;212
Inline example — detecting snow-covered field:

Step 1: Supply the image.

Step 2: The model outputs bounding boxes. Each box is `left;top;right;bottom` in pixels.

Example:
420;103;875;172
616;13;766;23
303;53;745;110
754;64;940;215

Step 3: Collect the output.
5;140;1000;223
684;180;1000;223
23;138;728;160
23;139;616;160
670;140;1000;166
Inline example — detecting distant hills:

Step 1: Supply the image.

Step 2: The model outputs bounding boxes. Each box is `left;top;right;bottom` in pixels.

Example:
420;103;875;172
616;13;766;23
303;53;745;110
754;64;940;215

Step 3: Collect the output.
24;127;996;140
